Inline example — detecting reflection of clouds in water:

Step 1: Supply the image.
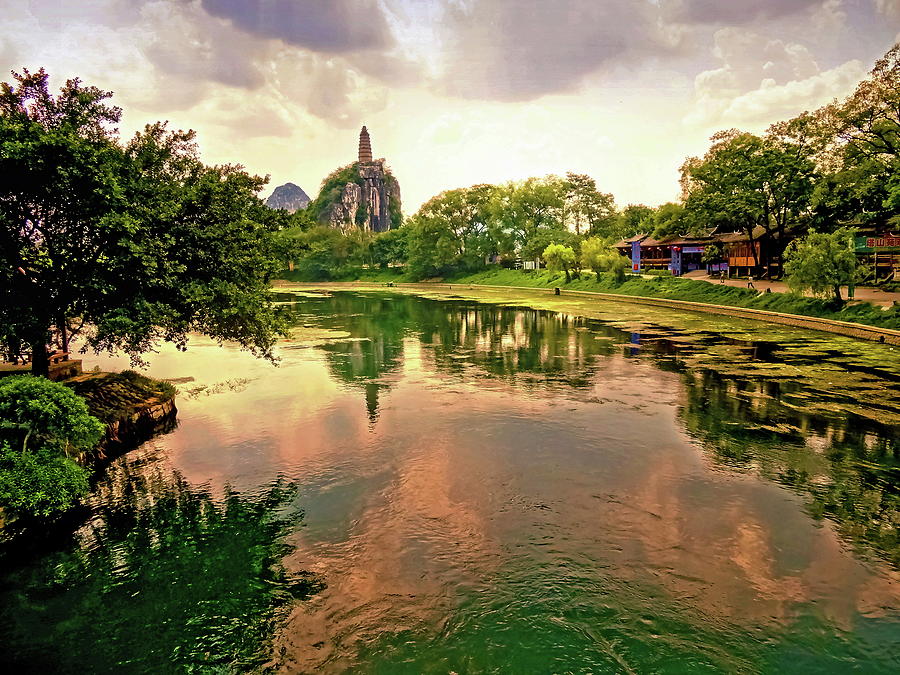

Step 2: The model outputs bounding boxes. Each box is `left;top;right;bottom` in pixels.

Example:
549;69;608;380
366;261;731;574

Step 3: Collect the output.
72;291;900;670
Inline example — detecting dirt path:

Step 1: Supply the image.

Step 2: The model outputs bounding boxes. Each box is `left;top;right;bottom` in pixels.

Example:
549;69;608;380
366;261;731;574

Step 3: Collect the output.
681;271;900;308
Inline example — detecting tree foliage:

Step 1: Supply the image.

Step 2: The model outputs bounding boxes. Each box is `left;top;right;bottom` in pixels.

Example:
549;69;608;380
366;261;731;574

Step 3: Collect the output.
0;374;103;455
563;172;617;237
648;202;692;240
542;243;576;282
580;237;628;282
808;44;900;229
680;128;815;275
783;227;857;303
0;375;102;516
0;69;287;374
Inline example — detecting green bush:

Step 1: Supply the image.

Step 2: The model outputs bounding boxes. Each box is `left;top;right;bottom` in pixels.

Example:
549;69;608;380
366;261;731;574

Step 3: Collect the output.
0;441;89;517
0;375;102;516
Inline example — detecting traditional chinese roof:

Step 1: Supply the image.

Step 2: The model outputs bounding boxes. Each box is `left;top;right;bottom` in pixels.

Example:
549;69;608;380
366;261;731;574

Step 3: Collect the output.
612;233;648;248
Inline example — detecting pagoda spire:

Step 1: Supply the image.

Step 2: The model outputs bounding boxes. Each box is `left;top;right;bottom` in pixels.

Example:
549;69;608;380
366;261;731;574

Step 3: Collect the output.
358;125;373;163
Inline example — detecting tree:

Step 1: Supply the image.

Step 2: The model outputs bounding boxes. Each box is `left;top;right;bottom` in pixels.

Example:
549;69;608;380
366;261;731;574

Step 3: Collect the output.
807;43;900;229
613;204;654;240
681;128;815;277
490;176;566;259
783;227;857;304
542;243;576;282
0;375;103;516
563;172;616;237
0;375;103;455
701;241;725;265
0;69;287;375
371;227;408;268
648;202;692;240
289;226;355;279
580;237;628;282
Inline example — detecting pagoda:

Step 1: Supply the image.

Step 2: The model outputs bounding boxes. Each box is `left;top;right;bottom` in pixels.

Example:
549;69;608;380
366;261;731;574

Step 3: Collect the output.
358;125;373;163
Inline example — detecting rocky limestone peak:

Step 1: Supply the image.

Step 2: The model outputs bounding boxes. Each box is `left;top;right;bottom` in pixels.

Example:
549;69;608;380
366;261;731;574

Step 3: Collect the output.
265;182;310;213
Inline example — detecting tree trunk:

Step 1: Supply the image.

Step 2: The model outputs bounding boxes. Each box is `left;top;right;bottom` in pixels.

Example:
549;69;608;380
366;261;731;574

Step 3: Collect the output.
833;284;843;305
564;268;571;283
31;338;49;377
58;314;69;353
747;223;760;271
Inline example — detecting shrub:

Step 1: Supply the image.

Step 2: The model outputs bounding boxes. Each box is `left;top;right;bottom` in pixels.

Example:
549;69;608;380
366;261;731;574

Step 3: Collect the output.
0;375;102;516
0;441;89;517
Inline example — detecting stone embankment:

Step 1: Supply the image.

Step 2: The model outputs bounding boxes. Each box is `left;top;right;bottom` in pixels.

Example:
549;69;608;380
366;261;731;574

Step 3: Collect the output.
65;371;178;463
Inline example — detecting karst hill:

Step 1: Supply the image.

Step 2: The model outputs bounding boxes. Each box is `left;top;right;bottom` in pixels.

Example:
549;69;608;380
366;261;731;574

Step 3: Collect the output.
310;126;401;233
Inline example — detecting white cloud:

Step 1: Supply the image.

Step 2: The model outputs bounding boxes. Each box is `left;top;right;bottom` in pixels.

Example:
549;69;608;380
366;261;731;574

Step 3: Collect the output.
685;28;863;127
720;59;865;122
874;0;900;18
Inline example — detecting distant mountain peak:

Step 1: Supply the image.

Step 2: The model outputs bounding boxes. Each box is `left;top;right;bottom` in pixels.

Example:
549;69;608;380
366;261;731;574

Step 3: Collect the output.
266;182;310;213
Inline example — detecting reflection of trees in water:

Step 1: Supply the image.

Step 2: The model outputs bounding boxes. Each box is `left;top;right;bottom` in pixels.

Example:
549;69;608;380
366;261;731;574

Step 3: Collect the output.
284;293;412;422
680;369;900;567
290;290;900;569
0;464;322;673
416;305;617;387
285;293;624;416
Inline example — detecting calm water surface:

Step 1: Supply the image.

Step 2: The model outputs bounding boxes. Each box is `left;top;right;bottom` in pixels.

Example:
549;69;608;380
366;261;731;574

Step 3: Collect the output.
2;290;900;673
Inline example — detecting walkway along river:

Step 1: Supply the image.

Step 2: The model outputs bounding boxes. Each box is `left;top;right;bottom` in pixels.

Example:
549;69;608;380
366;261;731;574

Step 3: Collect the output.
1;289;899;673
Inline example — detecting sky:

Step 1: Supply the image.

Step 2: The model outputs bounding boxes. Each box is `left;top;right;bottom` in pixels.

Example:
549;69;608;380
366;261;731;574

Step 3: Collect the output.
1;0;899;212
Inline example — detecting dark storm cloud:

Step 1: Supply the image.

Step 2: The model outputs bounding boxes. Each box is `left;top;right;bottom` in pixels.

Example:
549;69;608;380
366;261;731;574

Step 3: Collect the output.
438;0;663;101
200;0;394;53
665;0;824;24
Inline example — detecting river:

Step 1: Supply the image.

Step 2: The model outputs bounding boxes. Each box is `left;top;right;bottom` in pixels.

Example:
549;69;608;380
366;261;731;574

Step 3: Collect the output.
2;289;899;673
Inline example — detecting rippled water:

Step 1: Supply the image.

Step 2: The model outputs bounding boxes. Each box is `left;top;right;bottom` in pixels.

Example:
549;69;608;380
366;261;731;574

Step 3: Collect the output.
2;289;900;673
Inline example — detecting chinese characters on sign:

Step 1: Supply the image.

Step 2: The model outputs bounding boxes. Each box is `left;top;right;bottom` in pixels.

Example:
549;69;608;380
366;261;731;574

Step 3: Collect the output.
867;237;900;248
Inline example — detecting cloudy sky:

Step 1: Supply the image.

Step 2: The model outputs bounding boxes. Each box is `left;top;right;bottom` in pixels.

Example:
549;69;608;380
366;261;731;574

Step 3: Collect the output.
2;0;899;211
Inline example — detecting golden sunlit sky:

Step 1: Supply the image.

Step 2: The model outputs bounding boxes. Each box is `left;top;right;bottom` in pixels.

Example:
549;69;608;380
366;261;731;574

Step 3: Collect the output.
2;0;899;212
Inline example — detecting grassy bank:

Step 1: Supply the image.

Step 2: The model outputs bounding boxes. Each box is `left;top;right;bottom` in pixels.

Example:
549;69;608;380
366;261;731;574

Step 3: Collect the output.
278;267;900;331
450;269;900;330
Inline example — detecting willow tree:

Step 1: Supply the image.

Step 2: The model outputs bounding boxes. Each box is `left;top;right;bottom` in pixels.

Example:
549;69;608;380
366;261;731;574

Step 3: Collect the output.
0;69;287;375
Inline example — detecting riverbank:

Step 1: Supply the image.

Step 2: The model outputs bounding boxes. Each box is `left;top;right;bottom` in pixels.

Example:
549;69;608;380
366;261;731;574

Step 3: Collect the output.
276;267;900;330
65;370;178;463
273;277;900;346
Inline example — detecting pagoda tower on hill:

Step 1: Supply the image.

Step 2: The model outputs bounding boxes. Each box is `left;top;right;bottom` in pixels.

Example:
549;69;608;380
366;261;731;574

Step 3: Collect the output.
358;125;373;163
317;125;400;233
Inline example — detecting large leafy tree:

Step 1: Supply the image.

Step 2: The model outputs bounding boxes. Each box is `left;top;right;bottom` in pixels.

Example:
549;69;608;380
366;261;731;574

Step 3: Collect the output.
0;69;287;375
489;176;566;259
648;202;693;240
613;204;654;240
405;184;499;278
680;128;815;276
809;43;900;229
563;172;617;237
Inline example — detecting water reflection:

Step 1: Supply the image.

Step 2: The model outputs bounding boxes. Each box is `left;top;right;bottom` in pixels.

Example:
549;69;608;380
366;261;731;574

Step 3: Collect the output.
681;369;900;568
264;290;900;670
4;289;899;673
279;290;900;571
0;459;322;674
